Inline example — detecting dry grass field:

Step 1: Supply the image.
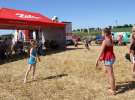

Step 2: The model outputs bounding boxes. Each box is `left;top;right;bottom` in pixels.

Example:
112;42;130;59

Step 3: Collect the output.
0;44;135;100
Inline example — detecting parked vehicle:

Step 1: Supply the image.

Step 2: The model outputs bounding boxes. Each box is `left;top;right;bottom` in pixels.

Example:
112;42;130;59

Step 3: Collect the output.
95;35;104;44
66;33;80;46
66;39;74;45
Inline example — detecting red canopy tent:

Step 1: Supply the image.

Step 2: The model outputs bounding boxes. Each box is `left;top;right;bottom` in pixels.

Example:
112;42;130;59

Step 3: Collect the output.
0;8;65;30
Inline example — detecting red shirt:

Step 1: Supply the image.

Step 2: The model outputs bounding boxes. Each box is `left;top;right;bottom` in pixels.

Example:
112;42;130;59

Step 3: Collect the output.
100;37;115;61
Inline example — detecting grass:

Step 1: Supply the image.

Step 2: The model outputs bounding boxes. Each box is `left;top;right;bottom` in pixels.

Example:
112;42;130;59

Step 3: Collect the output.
73;31;101;37
0;44;135;100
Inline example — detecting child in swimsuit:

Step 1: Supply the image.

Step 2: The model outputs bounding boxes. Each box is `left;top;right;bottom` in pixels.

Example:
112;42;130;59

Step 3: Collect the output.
24;40;40;83
96;28;116;95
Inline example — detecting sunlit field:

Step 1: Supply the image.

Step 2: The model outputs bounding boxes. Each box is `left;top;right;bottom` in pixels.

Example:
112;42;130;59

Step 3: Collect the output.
0;44;134;100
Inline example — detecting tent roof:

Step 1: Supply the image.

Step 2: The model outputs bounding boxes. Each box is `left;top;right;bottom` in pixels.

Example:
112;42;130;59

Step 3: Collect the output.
0;8;65;29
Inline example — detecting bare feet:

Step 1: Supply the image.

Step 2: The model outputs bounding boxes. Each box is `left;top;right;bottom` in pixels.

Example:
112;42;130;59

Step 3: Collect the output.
32;76;36;80
107;89;116;95
23;78;27;84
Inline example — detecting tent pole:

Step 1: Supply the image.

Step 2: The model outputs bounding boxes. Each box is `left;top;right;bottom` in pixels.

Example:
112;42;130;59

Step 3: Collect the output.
38;26;41;41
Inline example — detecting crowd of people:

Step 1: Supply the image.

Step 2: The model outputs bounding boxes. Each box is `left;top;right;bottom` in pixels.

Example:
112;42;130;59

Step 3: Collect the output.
0;36;60;62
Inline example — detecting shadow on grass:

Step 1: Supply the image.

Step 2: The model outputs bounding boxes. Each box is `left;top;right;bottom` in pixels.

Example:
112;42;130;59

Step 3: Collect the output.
116;81;135;94
0;53;28;65
44;73;68;80
27;74;68;83
65;47;84;51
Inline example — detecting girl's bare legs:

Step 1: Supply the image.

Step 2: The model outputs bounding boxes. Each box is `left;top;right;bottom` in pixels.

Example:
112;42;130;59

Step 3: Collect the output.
32;64;36;80
131;53;135;77
104;67;110;89
105;66;116;95
132;63;135;77
24;64;32;83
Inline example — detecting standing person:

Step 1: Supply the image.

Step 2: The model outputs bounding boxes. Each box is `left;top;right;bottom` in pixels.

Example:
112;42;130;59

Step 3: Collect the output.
96;28;116;95
118;34;123;46
129;26;135;78
5;37;13;57
37;39;43;55
24;40;40;83
74;39;78;48
84;39;90;50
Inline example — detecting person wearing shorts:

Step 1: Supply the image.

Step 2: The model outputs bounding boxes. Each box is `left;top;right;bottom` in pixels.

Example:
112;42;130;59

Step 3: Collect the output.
96;28;116;95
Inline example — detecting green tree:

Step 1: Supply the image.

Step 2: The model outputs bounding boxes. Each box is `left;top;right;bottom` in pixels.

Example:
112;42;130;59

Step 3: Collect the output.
83;28;88;33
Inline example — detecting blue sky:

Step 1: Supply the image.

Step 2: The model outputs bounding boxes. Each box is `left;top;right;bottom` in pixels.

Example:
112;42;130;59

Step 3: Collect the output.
0;0;135;31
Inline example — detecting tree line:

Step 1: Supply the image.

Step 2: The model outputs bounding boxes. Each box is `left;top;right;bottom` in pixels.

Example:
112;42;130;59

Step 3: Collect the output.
73;24;133;33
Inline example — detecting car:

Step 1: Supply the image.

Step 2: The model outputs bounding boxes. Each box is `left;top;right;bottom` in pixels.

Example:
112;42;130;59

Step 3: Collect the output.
95;35;104;44
66;39;74;46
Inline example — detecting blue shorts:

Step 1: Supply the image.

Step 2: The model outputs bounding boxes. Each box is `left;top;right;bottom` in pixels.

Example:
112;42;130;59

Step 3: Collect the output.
104;59;115;66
